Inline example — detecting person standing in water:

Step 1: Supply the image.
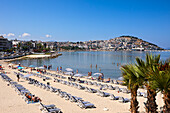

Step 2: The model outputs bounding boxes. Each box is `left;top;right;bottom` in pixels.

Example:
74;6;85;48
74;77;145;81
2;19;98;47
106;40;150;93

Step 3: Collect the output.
99;68;101;72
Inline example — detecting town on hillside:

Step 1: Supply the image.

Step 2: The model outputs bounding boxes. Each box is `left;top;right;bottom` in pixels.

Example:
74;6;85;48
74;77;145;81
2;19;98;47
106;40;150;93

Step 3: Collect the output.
0;35;164;53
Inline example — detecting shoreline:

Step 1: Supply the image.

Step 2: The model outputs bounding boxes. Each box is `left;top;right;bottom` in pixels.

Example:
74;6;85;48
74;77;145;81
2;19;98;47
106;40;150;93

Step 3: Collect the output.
3;53;62;62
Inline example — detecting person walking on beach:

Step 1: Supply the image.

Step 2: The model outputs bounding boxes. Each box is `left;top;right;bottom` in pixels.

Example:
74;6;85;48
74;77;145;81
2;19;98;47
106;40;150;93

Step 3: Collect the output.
60;66;62;72
57;67;59;72
76;69;78;74
17;74;20;82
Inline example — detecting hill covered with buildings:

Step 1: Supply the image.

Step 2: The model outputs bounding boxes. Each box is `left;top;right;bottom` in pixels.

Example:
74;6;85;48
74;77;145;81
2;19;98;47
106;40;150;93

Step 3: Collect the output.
0;35;164;52
57;36;164;51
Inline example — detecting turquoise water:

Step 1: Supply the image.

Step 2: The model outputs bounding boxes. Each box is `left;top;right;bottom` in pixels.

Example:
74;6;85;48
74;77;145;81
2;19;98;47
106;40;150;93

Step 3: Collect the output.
12;51;170;79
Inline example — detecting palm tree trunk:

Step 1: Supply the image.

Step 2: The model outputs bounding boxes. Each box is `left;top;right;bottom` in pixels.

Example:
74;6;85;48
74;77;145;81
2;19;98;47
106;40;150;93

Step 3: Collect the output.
145;85;158;113
163;92;170;113
130;86;139;113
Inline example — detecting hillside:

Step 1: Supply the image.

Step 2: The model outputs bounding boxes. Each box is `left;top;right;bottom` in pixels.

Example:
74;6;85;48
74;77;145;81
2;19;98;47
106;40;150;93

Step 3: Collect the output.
108;36;164;51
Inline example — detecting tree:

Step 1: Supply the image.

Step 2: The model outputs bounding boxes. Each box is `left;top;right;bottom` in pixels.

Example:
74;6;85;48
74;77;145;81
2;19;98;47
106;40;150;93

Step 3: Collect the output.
121;64;144;113
135;53;160;113
151;62;170;112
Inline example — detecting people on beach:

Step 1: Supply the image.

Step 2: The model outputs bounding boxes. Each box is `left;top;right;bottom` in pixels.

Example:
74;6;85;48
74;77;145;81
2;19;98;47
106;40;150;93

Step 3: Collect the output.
60;66;62;72
43;65;47;69
17;74;20;82
105;78;110;83
57;67;59;72
99;68;101;72
48;65;52;70
25;93;32;100
90;64;92;69
31;95;41;102
25;93;41;102
76;69;78;74
89;72;92;76
0;65;3;70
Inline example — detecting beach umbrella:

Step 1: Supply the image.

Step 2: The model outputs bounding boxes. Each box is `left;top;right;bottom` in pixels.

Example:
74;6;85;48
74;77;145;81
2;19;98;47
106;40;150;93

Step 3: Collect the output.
29;65;35;68
118;77;124;81
18;67;24;69
8;63;13;66
39;66;45;69
93;73;102;76
65;72;73;75
35;67;39;69
24;74;33;78
74;73;86;77
65;68;73;72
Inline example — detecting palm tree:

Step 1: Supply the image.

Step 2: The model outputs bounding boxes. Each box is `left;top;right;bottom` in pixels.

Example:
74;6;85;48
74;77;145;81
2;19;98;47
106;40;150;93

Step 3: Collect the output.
121;64;144;113
151;62;170;112
135;53;160;113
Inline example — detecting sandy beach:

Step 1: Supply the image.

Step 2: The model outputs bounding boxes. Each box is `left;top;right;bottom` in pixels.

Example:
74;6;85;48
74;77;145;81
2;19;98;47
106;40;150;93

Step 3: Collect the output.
0;60;164;113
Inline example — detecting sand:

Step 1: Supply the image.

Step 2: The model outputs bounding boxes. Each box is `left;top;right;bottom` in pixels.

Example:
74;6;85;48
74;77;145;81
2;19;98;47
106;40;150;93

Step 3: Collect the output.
0;60;164;113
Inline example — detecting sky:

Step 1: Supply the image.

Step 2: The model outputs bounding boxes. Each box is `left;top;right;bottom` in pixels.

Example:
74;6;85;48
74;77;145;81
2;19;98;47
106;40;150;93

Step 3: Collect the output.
0;0;170;48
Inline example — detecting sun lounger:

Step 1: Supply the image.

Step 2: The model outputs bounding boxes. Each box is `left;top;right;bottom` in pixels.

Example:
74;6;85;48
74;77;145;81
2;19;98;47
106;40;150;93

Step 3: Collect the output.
56;89;61;95
39;102;55;111
113;80;119;84
110;94;119;100
100;92;110;97
78;100;95;109
59;91;66;98
64;93;71;100
118;97;130;103
122;88;130;93
85;87;89;92
88;88;97;93
50;87;58;93
108;85;115;90
77;85;85;90
40;103;61;113
137;91;143;96
96;90;102;96
70;96;82;102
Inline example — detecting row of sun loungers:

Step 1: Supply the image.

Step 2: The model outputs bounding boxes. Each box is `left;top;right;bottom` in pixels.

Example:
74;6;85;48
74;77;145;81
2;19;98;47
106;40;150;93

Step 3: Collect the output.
28;70;147;99
29;72;51;80
54;78;130;103
45;72;66;79
16;73;95;109
55;74;146;98
12;72;62;113
0;73;34;104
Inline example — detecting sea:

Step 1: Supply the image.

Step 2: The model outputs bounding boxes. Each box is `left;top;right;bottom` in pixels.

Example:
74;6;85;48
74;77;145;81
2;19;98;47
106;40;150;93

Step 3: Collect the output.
12;51;170;79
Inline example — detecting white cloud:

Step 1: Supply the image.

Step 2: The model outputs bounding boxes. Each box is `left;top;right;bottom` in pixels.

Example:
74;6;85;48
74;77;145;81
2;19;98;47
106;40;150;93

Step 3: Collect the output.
0;34;7;37
22;33;31;37
45;34;52;38
18;35;22;38
7;33;15;37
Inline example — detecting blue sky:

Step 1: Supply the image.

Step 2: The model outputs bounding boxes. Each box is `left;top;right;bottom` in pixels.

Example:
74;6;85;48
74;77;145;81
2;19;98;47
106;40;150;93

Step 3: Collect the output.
0;0;170;48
